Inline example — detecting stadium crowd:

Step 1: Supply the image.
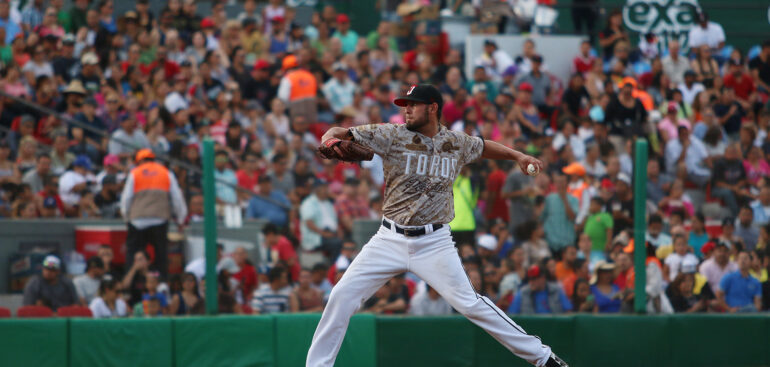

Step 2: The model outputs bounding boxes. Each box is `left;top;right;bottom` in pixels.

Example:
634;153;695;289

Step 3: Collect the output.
2;0;770;317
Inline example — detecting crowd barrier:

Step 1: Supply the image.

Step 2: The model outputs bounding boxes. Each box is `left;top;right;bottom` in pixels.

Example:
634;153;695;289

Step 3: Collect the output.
2;314;769;367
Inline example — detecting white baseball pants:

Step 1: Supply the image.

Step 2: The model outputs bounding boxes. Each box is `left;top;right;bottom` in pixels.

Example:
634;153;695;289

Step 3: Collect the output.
306;220;553;367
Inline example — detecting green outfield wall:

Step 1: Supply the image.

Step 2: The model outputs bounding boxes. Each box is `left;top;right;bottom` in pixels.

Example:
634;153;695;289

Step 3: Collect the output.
1;314;769;367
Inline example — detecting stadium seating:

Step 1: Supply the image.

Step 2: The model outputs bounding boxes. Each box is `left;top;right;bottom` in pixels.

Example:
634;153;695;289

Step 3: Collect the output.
16;305;53;318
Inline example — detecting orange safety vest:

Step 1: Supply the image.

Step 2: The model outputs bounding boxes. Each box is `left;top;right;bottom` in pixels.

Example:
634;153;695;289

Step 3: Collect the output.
568;181;589;205
132;162;171;193
286;69;317;101
632;89;654;111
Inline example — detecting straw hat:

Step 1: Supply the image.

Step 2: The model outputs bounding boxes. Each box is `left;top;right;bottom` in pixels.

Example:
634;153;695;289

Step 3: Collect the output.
62;80;87;95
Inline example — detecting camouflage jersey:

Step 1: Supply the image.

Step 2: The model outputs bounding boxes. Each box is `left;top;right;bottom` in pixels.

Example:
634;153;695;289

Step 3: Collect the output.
350;123;484;226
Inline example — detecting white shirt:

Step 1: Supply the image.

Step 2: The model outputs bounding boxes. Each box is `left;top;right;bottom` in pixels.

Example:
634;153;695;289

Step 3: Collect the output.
408;291;453;316
475;49;514;81
678;82;705;106
59;170;87;206
688;22;725;50
89;297;128;318
664;252;699;281
552;133;585;161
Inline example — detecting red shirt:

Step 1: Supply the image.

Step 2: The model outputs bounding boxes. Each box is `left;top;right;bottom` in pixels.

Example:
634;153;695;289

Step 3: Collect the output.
485;169;509;221
573;55;595;75
236;169;259;194
232;263;258;298
443;100;471;124
274;236;300;282
723;73;755;100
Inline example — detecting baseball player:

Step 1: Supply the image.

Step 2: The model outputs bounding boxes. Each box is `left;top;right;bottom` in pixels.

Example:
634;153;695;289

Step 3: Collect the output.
308;84;568;367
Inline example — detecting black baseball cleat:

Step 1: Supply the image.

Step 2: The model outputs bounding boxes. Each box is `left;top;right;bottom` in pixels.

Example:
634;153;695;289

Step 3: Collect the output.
544;352;569;367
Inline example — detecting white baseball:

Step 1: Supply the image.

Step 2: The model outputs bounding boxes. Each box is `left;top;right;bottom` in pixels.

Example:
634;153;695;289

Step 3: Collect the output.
527;164;538;176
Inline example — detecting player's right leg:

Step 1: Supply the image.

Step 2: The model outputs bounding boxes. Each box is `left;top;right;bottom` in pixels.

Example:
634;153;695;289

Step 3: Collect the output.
306;227;406;367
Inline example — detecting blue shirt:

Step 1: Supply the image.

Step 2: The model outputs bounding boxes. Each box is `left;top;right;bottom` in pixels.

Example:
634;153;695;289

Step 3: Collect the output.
247;191;290;227
0;18;22;45
720;271;761;308
540;193;579;251
508;287;573;314
590;284;622;313
688;231;709;258
332;30;359;55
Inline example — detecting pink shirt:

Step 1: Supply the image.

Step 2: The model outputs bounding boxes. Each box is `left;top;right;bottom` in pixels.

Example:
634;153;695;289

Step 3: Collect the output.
743;160;770;185
699;258;738;293
658;117;691;140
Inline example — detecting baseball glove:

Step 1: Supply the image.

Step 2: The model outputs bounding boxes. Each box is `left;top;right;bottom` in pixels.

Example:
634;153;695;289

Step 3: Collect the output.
318;138;374;162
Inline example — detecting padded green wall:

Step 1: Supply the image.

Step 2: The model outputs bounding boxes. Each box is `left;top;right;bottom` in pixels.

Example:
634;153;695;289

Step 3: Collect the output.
1;315;769;367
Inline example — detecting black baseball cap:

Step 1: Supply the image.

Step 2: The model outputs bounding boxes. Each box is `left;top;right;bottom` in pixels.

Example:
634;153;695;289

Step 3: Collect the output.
393;84;443;111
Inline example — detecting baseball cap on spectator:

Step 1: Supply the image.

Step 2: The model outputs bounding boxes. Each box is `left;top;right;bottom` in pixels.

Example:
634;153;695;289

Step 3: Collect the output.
502;65;517;77
531;54;543;63
81;52;99;65
562;162;586;176
667;102;678;114
124;11;138;20
62;34;76;45
63;80;87;95
20;114;36;125
282;55;298;71
313;178;329;188
683;70;697;78
471;83;487;94
518;82;534;92
332;62;347;71
477;234;497;251
201;17;215;29
620;76;637;88
617;172;631;185
527;264;543;278
180;60;192;67
73;155;92;170
484;39;498;48
242;17;257;28
336;14;350;24
253;59;270;70
258;175;271;184
271;15;285;24
43;255;61;270
43;197;58;209
681;256;699;274
649;109;662;123
701;241;716;256
499;86;515;98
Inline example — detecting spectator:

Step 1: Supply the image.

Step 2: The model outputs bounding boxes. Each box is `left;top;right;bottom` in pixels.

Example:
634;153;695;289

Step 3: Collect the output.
475;39;514;82
232;247;258;299
646;160;672;206
666;272;707;313
93;174;120;218
605;173;634;236
723;59;756;109
713;87;745;139
664;126;711;186
22;255;78;311
658;102;691;143
141;272;168;315
555;245;578;281
501;156;537;235
689;213;710;257
108;115;151;157
573;40;596;75
58;155;92;208
516;221;550;268
662;40;689;85
515;54;550;111
539;173;578;252
748;40;770;93
711;143;748;216
750;185;770;226
334;178;369;238
289;269;324;312
0;1;21;45
73;256;105;305
597;9;628;60
323;62;356;114
251;266;292;314
690;46;719;87
509;264;572;314
409;285;452;316
583;197;613;254
743;146;770;187
605;80;647;143
589;261;621;313
700;242;738;294
571;278;595;313
213;150;238;205
716;251;762;312
22;154;51;194
262;223;300;282
300;180;342;261
687;12;725;55
663;234;699;282
735;206;759;251
89;278;129;318
267;153;294;196
311;263;333;302
247;176;290;227
363;278;408;314
170;272;200;316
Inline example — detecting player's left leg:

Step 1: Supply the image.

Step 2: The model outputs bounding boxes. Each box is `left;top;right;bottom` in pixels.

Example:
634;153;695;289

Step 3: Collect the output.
409;226;562;367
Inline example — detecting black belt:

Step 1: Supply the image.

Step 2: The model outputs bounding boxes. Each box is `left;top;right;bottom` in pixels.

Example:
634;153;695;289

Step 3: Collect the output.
381;219;443;237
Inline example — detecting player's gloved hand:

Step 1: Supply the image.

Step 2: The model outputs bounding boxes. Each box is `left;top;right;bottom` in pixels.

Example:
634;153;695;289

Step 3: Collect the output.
317;138;374;162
